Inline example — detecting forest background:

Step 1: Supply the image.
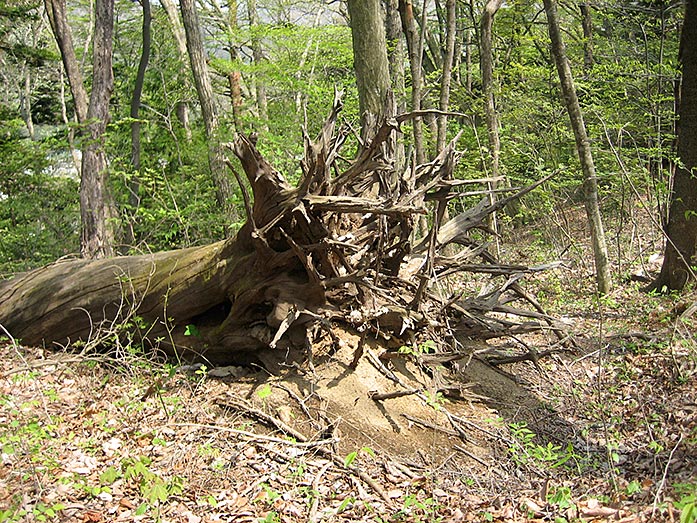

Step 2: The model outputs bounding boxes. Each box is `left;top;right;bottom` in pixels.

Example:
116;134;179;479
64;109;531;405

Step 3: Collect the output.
1;0;697;522
0;0;685;281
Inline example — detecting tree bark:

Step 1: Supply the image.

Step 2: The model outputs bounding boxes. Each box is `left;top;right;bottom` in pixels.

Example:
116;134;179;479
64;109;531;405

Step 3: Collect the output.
650;0;697;292
544;0;612;294
347;0;392;139
160;0;193;141
180;0;236;219
579;0;593;74
247;0;268;131
480;0;503;243
398;0;426;163
436;0;456;152
45;0;119;259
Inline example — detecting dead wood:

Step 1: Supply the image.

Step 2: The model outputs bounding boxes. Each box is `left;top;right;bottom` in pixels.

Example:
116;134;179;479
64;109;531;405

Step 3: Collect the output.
0;96;567;367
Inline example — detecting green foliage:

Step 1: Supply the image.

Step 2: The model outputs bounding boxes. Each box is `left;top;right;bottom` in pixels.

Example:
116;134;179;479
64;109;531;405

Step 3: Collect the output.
0;113;79;273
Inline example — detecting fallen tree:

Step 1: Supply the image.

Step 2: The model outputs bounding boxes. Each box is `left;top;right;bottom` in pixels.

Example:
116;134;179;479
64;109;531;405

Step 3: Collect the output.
0;98;565;366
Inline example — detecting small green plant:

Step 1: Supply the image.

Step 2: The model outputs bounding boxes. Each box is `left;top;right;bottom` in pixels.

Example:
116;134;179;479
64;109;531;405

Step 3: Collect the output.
675;483;697;523
508;422;577;470
344;446;375;467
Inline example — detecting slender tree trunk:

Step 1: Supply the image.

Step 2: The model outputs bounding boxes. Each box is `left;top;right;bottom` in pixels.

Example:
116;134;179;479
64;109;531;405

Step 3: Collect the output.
480;0;503;242
579;0;593;74
179;0;235;219
347;0;392;139
160;0;193;141
128;0;151;214
80;0;118;259
544;0;612;294
20;66;35;140
436;0;456;152
398;0;425;163
45;0;118;259
385;0;406;170
247;0;268;131
44;0;88;121
225;0;244;131
650;0;697;291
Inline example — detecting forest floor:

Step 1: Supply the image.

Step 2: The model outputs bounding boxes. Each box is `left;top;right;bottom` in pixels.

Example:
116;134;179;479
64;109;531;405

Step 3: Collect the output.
1;206;696;523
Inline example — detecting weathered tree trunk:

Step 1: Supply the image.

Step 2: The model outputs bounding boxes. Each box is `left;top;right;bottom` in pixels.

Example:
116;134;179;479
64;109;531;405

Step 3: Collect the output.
544;0;612;294
180;0;236;220
80;0;118;259
649;0;697;292
0;100;564;366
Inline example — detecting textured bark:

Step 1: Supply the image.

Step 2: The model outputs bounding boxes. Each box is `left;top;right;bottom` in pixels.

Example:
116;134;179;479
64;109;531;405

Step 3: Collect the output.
650;0;697;291
46;0;118;259
544;0;612;294
0;102;565;366
398;0;425;163
180;0;235;218
347;0;392;138
80;0;118;259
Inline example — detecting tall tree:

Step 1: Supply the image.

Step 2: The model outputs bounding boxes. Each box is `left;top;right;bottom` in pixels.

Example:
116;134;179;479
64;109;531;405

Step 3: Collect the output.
650;0;697;292
128;0;151;215
436;0;456;151
543;0;612;294
179;0;235;220
346;0;392;138
398;0;426;162
45;0;119;259
247;0;268;131
160;0;192;141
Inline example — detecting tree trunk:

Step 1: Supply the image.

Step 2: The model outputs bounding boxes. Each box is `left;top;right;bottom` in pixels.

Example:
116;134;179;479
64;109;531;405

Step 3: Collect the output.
385;0;406;170
579;0;593;74
544;0;612;294
436;0;456;152
44;0;88;122
0;101;565;367
649;0;697;292
347;0;392;138
160;0;193;141
46;0;119;259
225;0;244;131
179;0;236;219
80;0;118;259
127;0;151;234
398;0;426;163
247;0;268;131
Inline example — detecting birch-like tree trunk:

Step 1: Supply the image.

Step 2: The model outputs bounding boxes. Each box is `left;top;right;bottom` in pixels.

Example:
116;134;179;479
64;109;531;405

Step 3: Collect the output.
544;0;612;294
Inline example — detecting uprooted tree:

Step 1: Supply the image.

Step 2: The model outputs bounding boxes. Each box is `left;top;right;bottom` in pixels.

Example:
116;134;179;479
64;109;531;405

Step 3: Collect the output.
0;98;565;367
